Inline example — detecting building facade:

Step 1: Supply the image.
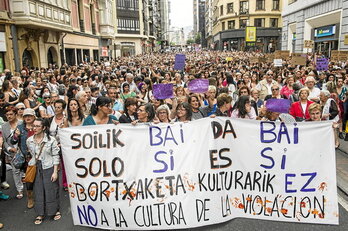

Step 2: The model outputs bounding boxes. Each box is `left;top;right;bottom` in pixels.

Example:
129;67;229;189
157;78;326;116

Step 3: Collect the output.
65;0;100;65
9;0;72;69
205;0;214;48
282;0;348;57
0;0;14;72
211;0;282;52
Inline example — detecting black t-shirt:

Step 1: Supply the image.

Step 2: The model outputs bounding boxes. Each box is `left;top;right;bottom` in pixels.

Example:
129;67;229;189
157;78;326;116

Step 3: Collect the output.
0;103;10;122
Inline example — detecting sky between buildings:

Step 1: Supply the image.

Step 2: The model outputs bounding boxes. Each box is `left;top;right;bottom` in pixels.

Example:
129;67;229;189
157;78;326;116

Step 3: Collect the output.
170;0;193;29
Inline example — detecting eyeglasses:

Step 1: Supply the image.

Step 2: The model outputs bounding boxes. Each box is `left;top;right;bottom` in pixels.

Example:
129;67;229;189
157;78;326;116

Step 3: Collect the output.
272;88;279;91
43;97;50;99
17;108;25;110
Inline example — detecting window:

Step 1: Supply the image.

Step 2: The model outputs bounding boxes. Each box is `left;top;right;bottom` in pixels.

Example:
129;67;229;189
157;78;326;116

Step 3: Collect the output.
272;0;280;10
227;3;234;13
254;18;265;27
270;18;278;27
117;0;139;11
222;21;225;30
240;19;248;29
118;18;140;32
240;1;248;14
220;5;223;16
256;0;265;10
228;20;235;29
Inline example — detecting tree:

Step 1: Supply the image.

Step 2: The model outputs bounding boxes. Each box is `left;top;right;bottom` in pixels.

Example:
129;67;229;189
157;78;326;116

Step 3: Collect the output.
195;33;201;44
186;38;194;45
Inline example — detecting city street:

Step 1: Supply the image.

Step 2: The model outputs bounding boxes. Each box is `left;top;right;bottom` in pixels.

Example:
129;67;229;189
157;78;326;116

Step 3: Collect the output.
1;149;348;231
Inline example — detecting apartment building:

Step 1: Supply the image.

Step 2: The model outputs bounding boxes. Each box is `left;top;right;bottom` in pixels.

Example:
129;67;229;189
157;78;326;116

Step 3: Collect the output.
282;0;348;57
210;0;282;51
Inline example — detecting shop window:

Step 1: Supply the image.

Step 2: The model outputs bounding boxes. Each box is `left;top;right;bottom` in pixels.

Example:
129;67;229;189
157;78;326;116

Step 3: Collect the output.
222;22;225;31
240;1;248;14
272;0;280;10
220;5;223;16
227;3;233;13
228;20;235;29
254;18;265;27
270;18;278;27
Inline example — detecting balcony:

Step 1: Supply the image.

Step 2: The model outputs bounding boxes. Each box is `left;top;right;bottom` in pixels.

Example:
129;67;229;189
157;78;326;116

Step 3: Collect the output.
10;0;72;31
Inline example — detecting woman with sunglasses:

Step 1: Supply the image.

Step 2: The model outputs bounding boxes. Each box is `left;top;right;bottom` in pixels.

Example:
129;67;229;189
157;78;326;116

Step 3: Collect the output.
39;93;54;119
15;103;25;122
83;97;118;126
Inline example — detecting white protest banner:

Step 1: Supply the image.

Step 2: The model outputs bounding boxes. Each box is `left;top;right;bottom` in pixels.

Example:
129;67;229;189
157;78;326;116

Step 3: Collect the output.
59;118;338;230
274;59;283;67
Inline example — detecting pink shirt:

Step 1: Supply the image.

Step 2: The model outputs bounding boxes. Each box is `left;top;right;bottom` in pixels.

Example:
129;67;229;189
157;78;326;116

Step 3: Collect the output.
280;85;294;99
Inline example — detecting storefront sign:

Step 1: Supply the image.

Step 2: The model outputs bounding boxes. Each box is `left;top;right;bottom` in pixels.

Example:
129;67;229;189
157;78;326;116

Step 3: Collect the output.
0;32;7;52
246;27;256;42
315;25;336;38
59;119;338;230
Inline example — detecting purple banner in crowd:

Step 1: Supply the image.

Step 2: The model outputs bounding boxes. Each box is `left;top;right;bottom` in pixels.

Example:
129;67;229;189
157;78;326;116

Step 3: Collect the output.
174;54;186;70
266;99;292;113
316;58;329;71
188;79;209;93
153;83;173;99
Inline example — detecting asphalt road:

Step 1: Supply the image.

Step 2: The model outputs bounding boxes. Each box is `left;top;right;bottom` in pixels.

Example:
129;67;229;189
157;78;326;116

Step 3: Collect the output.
0;165;347;231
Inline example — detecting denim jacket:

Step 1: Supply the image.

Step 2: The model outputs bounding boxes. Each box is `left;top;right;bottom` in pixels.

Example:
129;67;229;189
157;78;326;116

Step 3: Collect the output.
11;123;30;158
26;134;60;169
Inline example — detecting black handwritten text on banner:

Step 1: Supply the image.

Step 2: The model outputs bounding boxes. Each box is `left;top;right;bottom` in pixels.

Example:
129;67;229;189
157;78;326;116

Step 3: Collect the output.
59;118;339;230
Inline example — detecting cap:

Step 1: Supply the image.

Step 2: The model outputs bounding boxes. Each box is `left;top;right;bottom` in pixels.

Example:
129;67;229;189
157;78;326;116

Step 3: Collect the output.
23;108;36;117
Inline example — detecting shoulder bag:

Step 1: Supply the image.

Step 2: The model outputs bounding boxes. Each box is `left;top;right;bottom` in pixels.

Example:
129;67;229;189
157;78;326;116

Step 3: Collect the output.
23;142;45;183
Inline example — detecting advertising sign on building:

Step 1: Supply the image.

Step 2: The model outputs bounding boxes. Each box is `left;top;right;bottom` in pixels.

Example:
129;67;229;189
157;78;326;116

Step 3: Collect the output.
101;47;108;57
314;25;336;38
245;27;256;42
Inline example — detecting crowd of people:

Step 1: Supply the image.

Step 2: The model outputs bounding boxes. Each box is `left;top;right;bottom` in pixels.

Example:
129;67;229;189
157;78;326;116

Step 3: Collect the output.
0;50;345;228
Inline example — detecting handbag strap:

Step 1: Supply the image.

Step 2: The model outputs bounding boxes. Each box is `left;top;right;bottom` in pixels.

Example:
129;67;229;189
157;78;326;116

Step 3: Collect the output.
35;142;46;160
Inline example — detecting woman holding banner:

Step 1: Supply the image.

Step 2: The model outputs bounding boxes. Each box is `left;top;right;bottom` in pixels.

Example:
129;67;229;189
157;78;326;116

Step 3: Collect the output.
231;96;256;119
83;97;118;126
26;118;60;225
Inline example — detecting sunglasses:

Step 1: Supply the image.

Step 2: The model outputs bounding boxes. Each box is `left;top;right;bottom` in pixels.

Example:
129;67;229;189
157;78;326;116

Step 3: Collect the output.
272;88;279;91
17;108;25;110
44;97;51;99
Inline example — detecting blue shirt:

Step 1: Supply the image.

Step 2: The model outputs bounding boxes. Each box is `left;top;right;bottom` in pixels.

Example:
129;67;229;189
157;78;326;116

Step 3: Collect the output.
83;115;118;126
